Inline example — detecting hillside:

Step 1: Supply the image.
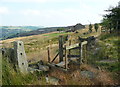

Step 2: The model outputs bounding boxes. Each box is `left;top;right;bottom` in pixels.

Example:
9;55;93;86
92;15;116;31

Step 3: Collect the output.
1;26;119;85
2;23;85;40
0;26;43;40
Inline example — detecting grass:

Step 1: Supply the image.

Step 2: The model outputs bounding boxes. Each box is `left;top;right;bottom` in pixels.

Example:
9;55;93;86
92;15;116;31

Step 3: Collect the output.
43;32;69;37
1;31;73;63
99;32;119;40
87;32;119;74
2;57;48;85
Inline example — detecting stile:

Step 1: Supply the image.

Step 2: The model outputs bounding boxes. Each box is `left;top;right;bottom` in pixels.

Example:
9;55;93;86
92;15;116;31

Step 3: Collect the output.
66;43;79;50
51;52;59;62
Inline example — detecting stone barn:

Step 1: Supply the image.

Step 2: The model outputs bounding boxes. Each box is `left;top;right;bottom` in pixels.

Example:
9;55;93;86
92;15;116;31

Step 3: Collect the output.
67;23;85;32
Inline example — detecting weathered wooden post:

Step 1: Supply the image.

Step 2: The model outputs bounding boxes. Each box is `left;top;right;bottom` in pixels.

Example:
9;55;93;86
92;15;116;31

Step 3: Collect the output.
14;41;28;74
84;44;87;64
47;47;50;63
80;43;83;64
59;35;63;62
64;45;68;69
68;40;71;60
80;41;88;64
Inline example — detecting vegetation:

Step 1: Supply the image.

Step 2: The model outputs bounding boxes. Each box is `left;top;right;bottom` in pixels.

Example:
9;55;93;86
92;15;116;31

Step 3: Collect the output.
0;26;42;40
2;24;119;85
57;28;65;32
89;24;92;33
2;56;51;85
101;1;120;33
95;2;120;74
43;32;67;37
2;57;36;85
87;32;119;75
94;23;99;32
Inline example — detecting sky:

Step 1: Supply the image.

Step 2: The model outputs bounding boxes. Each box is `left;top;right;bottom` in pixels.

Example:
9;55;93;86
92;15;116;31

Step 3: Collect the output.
0;0;119;27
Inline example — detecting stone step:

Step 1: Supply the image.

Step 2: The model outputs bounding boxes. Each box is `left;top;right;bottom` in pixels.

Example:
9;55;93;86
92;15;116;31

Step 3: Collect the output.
55;61;69;67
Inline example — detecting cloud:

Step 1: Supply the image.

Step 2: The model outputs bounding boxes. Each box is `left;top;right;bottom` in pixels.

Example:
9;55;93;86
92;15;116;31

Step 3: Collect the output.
2;0;119;26
2;0;81;3
2;0;59;3
2;0;48;3
21;9;41;15
2;0;119;3
0;7;9;14
19;7;102;26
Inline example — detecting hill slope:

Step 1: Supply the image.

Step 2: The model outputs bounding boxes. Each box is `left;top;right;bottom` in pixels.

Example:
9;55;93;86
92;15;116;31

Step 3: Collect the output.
3;23;85;40
0;26;43;40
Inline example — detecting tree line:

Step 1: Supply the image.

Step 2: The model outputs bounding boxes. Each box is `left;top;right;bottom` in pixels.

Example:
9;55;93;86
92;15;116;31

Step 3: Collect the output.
101;1;120;33
89;23;99;33
89;1;120;34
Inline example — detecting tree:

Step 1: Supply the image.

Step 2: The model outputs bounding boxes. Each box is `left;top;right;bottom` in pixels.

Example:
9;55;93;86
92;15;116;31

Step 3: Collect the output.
57;28;65;32
101;1;120;33
94;23;99;32
89;24;92;33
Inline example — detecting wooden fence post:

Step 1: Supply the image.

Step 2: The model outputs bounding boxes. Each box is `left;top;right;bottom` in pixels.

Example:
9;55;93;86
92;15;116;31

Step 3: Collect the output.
47;47;50;63
68;40;71;60
80;41;88;64
81;43;83;64
79;43;81;64
64;45;68;69
59;35;63;62
84;44;87;64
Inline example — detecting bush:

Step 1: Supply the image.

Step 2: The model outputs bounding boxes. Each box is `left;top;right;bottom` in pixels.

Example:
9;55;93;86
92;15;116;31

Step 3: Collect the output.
107;62;120;72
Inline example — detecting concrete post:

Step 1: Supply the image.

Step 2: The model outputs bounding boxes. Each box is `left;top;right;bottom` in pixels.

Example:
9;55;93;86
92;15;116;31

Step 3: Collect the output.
14;41;28;74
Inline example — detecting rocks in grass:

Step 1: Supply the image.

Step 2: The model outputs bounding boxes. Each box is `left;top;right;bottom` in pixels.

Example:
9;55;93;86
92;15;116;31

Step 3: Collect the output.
45;75;60;85
81;70;95;79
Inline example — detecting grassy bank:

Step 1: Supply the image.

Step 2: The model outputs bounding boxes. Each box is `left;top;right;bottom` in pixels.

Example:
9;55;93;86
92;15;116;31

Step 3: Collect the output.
87;32;119;74
2;58;34;85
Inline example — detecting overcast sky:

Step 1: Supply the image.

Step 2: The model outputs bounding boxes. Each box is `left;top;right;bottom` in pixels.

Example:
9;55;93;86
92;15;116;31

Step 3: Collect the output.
0;0;119;27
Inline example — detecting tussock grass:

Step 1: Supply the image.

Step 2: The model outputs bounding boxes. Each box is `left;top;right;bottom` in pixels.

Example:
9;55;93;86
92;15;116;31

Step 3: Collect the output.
2;57;48;85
